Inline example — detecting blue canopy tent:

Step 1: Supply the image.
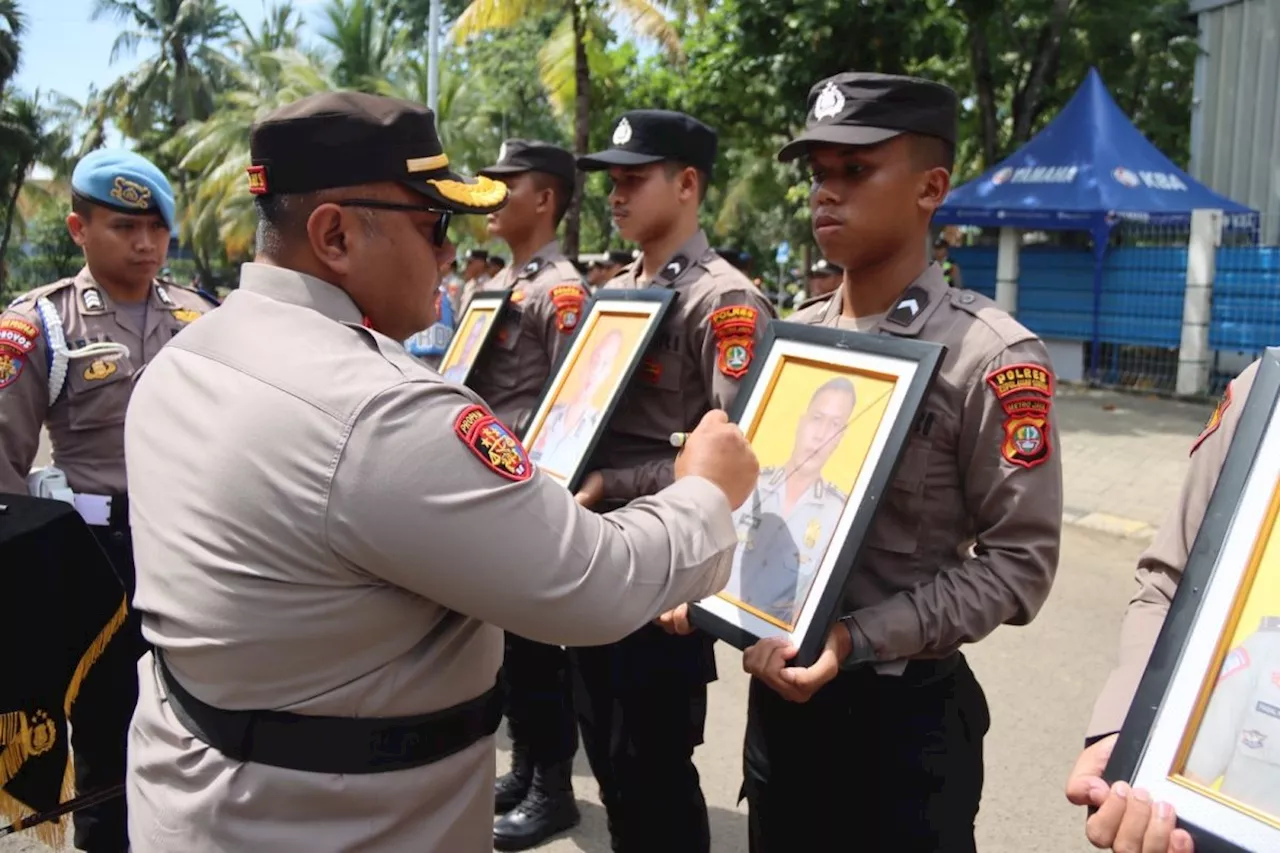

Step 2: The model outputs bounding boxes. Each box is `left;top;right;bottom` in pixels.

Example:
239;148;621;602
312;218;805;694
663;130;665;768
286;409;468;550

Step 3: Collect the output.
934;67;1259;376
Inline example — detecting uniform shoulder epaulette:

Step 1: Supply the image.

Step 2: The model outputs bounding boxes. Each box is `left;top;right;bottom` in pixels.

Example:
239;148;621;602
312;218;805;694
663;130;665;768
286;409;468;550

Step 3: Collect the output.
817;479;848;503
606;261;638;284
166;280;222;307
5;277;75;312
947;288;1036;349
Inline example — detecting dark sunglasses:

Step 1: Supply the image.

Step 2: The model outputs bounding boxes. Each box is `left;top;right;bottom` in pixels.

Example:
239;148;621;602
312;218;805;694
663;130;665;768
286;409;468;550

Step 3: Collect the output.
335;199;453;247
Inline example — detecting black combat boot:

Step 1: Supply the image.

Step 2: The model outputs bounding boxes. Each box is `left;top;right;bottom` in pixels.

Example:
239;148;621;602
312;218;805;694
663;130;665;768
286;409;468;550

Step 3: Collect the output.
492;761;581;851
493;745;533;815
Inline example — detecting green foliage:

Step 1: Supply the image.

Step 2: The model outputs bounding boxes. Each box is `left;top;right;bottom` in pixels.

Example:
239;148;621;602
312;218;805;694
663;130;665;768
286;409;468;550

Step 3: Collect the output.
3;199;80;296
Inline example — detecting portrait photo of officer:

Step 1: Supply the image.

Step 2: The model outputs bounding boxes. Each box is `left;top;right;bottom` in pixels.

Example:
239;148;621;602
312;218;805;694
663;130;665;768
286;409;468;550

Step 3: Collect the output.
440;309;492;383
1181;614;1280;817
529;325;626;479
722;376;856;627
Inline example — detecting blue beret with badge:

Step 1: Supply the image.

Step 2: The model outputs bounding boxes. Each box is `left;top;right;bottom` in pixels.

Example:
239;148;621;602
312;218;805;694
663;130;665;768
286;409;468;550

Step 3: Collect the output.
71;149;177;233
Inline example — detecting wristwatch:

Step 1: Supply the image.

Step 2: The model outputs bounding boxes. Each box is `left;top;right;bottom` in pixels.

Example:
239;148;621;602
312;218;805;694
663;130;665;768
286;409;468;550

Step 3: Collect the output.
837;614;877;670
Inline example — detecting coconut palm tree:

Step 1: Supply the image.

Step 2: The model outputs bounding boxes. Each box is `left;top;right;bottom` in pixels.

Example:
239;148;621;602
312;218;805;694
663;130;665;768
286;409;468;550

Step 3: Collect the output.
0;0;23;95
0;91;74;284
320;0;408;92
451;0;701;255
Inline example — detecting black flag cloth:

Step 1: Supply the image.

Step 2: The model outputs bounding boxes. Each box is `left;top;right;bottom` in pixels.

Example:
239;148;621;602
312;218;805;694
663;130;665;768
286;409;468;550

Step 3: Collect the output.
0;494;126;845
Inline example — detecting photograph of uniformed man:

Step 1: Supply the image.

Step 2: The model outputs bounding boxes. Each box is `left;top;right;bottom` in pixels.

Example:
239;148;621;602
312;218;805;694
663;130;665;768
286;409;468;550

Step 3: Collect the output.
440;305;495;382
528;324;629;481
1176;509;1280;821
720;371;884;629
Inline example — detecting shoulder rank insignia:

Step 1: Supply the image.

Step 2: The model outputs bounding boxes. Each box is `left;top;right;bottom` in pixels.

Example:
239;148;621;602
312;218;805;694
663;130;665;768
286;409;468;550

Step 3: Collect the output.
986;362;1054;469
522;258;544;278
454;404;533;482
81;287;105;312
661;255;689;282
710;305;759;379
155;285;175;307
550;284;585;334
886;286;929;327
1191;383;1231;456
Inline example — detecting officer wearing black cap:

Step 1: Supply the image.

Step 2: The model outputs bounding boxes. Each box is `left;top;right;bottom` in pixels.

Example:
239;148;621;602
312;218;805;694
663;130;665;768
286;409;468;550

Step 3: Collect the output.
739;72;1062;852
459;246;491;313
471;138;589;850
0;148;216;853
806;257;843;298
571;108;775;853
121;90;752;853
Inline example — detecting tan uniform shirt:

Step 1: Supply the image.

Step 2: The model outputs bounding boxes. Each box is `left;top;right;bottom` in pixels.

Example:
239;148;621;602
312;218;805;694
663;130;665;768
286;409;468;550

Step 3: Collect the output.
468;241;588;432
594;229;776;500
789;263;1063;662
0;267;216;495
123;262;738;853
1087;360;1259;737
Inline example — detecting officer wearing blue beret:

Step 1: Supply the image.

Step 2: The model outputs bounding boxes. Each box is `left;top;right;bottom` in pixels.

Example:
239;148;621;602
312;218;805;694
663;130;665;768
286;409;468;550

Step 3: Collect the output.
0;147;218;852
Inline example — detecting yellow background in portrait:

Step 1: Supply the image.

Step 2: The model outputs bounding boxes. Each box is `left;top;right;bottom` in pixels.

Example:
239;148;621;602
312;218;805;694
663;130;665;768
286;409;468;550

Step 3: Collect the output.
439;308;495;374
745;357;897;494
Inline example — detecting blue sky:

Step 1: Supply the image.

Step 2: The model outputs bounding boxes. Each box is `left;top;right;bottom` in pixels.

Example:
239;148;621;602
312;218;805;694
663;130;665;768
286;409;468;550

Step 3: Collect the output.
11;0;323;105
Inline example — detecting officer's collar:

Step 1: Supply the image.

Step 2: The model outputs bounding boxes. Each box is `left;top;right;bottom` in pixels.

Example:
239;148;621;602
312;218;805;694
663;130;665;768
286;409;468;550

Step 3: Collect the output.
629;229;710;288
518;241;566;280
820;263;947;337
237;262;363;325
73;266;162;316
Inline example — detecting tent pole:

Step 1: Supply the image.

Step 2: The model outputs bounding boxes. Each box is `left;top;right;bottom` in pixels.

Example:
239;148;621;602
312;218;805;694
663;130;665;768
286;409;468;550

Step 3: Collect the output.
1089;227;1110;384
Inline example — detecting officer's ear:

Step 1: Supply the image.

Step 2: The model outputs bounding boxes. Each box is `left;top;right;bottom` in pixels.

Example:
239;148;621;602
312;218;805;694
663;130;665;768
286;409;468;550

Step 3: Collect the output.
66;212;90;247
918;166;950;215
305;203;357;277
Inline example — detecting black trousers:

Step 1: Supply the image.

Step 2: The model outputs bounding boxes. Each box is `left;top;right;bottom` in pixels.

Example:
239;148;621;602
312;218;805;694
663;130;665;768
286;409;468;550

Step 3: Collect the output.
501;632;578;766
743;654;990;853
570;626;714;853
70;524;142;853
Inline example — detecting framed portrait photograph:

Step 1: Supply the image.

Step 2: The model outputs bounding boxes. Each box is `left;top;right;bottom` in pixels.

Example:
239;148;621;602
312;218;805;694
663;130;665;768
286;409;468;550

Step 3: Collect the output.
437;291;511;385
688;321;943;668
521;289;674;493
1106;347;1280;853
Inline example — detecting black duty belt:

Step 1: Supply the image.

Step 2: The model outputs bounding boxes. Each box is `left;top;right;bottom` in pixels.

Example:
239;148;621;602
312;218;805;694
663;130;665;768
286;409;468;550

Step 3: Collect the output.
155;651;504;774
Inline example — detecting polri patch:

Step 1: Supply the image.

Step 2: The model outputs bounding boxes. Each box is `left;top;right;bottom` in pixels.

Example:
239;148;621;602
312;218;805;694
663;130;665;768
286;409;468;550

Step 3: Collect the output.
986;362;1054;470
710;305;759;379
1191;383;1231;456
551;284;585;334
0;350;25;389
454;404;533;482
1219;647;1250;681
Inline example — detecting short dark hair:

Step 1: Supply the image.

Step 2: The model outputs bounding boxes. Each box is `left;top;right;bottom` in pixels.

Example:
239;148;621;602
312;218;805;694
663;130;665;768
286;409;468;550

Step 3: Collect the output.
662;160;709;202
530;171;573;226
254;190;377;257
910;133;955;173
71;193;97;221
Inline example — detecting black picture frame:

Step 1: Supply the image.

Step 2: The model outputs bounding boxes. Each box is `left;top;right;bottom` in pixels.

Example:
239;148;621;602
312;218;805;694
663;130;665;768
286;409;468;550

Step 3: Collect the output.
1105;347;1280;853
688;319;944;668
438;289;512;387
521;288;675;495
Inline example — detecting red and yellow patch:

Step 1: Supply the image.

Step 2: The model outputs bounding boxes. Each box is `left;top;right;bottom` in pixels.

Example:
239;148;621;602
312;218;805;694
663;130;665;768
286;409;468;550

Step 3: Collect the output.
640;356;662;385
1191;383;1231;456
0;350;25;390
0;317;38;340
986;362;1054;469
0;327;35;354
247;165;268;195
454;404;533;482
551;284;585;334
710;305;759;379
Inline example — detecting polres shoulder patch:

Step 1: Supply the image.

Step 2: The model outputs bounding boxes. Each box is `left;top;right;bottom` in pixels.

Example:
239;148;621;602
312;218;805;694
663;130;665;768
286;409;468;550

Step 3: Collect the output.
454;404;533;482
550;284;585;334
710;304;760;379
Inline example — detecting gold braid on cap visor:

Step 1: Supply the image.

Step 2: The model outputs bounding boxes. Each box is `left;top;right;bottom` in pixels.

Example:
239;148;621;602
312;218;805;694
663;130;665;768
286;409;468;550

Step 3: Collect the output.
427;174;508;208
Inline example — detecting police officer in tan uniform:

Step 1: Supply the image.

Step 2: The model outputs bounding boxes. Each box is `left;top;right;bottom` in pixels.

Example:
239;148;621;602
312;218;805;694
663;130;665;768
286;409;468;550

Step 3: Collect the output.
737;72;1063;852
122;91;758;853
1066;362;1259;853
806;258;843;298
471;138;590;849
459;247;491;313
572;109;776;853
0;148;216;853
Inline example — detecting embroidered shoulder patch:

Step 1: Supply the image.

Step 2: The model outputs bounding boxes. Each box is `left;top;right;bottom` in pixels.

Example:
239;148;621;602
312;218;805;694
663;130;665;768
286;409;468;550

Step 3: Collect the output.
1219;648;1250;682
710;305;759;379
0;350;25;389
454;404;533;482
1192;384;1231;456
0;320;36;354
986;362;1054;470
550;285;585;334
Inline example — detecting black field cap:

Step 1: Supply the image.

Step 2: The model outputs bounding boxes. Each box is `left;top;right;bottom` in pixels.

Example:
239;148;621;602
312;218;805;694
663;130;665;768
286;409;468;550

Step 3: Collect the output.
579;110;717;176
480;139;576;194
778;72;958;162
247;91;508;215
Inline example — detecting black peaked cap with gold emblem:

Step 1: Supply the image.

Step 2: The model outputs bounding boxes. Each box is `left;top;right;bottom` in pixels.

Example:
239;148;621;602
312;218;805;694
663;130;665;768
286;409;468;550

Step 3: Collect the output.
479;139;577;196
578;110;717;177
246;91;508;215
778;72;958;162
